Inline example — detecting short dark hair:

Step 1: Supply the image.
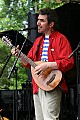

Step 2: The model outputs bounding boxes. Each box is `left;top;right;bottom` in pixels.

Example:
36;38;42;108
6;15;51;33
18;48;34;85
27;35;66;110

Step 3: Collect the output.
38;8;59;30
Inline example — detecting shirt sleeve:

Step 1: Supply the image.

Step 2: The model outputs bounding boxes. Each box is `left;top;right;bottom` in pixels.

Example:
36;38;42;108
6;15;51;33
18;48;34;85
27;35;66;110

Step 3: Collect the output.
55;36;74;73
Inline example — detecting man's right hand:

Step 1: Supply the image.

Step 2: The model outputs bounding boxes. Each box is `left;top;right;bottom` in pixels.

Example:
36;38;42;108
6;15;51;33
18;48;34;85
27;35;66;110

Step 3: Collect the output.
11;45;28;66
11;45;19;56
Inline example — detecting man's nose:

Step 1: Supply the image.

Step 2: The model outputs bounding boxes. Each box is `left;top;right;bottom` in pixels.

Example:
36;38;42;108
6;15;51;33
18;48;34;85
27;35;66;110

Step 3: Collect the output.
37;20;41;26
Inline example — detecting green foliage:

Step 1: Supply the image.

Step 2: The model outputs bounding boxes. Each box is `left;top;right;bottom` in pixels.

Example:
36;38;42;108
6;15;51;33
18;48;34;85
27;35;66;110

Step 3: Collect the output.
0;0;64;31
0;0;29;31
38;0;64;10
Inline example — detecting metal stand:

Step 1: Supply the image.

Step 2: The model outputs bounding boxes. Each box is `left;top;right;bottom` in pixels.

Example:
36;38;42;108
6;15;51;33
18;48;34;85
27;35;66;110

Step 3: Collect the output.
7;38;27;120
68;42;80;119
73;43;80;120
76;50;80;120
0;53;12;77
26;80;33;120
12;67;18;120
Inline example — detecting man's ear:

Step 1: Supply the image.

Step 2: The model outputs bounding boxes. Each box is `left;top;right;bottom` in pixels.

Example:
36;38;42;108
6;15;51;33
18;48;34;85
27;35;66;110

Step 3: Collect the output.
49;21;54;28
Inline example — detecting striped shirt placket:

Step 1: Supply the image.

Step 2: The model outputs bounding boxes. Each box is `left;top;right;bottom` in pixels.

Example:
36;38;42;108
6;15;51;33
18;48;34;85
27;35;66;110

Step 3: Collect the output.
41;35;49;62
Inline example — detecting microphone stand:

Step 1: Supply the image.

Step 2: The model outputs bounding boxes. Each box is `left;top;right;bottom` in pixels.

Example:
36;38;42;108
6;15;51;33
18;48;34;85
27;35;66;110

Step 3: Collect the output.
7;38;27;120
0;53;12;77
76;48;80;120
7;38;27;79
68;42;80;59
68;42;80;120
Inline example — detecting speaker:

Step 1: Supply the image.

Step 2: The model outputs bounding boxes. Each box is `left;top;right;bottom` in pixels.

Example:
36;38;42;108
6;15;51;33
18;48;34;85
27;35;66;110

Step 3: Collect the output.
27;12;41;81
28;12;40;43
0;89;34;120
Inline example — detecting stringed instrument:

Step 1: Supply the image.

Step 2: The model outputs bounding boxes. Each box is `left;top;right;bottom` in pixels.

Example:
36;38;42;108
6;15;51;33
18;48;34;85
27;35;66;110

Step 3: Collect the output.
2;36;62;91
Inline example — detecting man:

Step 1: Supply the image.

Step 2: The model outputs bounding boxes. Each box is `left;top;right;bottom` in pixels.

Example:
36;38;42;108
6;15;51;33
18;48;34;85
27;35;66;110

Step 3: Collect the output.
11;8;74;120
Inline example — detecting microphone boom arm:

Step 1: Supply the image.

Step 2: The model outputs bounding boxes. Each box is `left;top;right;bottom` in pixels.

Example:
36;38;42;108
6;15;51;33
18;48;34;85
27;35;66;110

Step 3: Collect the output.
68;42;80;59
7;38;27;79
19;26;37;31
0;53;12;77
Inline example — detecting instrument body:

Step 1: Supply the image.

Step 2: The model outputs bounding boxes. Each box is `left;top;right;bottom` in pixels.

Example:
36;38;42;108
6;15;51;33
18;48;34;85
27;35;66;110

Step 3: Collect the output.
31;61;62;91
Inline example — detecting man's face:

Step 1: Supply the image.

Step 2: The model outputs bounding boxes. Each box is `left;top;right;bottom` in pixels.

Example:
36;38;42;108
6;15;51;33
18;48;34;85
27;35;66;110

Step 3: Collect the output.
37;14;52;35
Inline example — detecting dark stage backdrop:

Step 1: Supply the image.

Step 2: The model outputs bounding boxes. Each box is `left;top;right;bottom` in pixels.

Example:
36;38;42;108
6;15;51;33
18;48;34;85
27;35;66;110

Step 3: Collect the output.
55;3;80;51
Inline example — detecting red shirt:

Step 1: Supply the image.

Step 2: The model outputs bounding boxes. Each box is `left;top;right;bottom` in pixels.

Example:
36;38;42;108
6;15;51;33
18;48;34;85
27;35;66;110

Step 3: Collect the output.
23;31;74;94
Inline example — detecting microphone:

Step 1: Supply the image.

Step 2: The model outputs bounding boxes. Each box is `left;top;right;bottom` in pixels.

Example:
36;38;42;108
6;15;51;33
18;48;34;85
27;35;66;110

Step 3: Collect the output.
19;26;37;31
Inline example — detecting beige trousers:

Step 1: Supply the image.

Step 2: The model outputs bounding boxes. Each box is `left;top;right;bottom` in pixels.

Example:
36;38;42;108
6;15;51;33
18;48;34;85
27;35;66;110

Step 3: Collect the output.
33;88;62;120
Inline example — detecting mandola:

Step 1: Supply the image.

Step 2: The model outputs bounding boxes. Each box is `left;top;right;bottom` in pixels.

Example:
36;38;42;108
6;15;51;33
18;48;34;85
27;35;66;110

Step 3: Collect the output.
2;36;62;91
